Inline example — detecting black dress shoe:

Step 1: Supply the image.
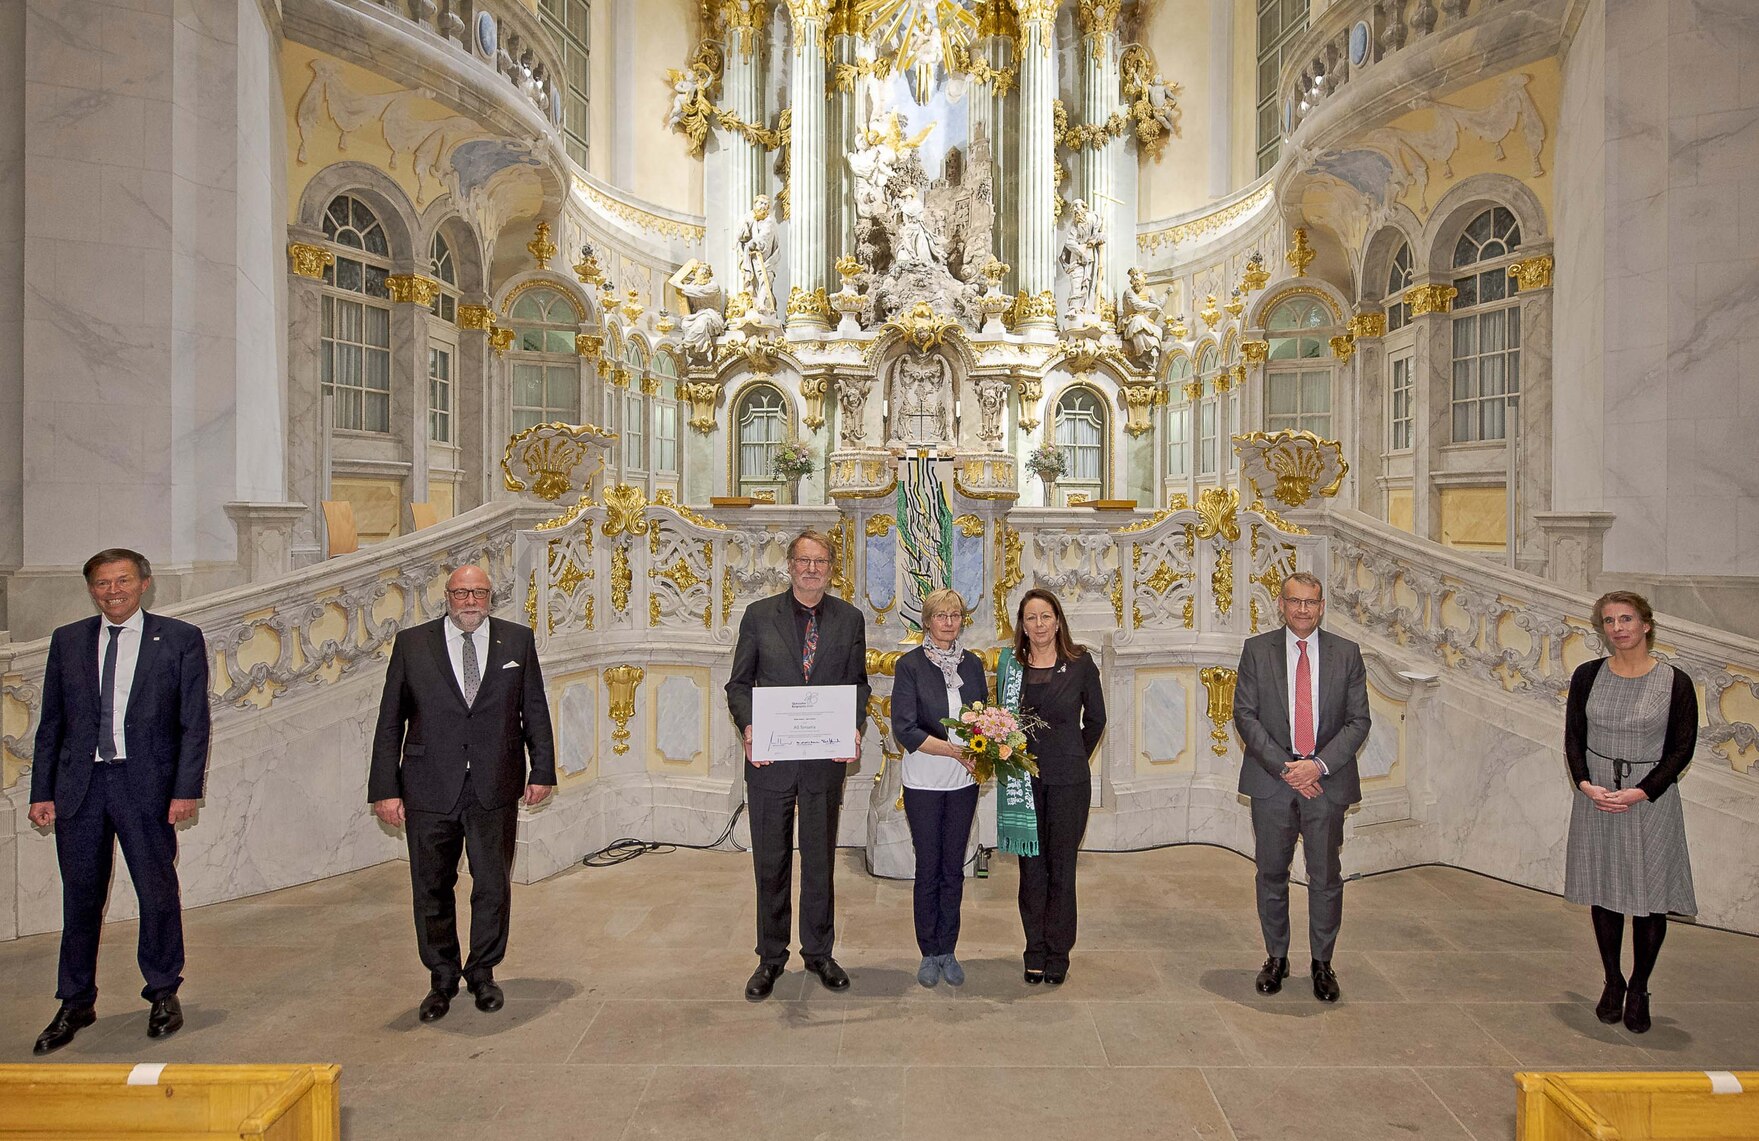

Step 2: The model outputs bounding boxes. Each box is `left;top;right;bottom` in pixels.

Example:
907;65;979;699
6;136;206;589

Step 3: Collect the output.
1311;960;1340;1003
418;987;455;1022
146;995;183;1040
1595;978;1627;1024
1023;969;1044;985
1044;968;1067;985
1254;956;1290;995
745;963;784;1000
804;958;850;991
1623;989;1652;1034
468;978;504;1013
33;1005;96;1055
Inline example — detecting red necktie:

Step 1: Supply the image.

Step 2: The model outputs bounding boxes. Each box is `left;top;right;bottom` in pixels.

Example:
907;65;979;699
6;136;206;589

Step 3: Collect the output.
801;609;819;681
1294;638;1316;756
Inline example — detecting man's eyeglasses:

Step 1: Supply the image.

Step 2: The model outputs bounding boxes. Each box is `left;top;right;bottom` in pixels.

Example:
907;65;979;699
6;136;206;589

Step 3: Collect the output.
446;587;492;601
792;557;832;569
1281;597;1323;610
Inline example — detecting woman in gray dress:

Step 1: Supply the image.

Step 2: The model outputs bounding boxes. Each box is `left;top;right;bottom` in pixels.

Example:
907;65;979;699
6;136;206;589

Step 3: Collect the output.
1564;591;1699;1034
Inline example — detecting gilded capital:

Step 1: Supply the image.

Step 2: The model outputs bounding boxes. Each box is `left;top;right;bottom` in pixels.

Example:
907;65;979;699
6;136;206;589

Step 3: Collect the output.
287;242;333;279
385;274;442;306
1329;335;1355;362
488;327;516;355
1348;311;1387;339
1405;283;1458;316
1507;255;1554;291
1012;0;1056;30
575;333;604;362
1077;0;1121;40
458;304;494;331
1242;340;1270;363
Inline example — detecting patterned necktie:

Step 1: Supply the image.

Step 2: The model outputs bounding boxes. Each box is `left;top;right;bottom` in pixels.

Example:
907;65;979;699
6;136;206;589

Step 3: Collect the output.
801;608;819;681
98;625;123;761
1294;638;1316;756
461;630;481;705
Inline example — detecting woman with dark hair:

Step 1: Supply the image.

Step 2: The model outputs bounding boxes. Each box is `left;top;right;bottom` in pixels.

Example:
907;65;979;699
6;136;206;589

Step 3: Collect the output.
891;589;988;988
1564;591;1698;1034
1010;587;1105;984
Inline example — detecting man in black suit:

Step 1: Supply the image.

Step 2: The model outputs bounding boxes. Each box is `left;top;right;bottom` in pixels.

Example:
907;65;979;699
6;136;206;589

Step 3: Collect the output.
725;529;869;999
28;548;210;1053
370;564;556;1021
1233;571;1371;1003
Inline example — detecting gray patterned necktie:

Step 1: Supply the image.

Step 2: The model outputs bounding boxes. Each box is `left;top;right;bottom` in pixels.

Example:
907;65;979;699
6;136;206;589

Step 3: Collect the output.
461;630;480;705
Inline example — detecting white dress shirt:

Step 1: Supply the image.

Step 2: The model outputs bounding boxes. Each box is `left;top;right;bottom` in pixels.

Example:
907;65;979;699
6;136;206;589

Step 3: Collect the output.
1284;627;1328;774
95;608;146;761
443;616;491;696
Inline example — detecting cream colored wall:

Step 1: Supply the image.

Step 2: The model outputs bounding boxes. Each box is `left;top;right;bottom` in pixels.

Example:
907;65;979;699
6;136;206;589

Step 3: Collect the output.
632;1;706;214
589;1;613;181
1231;0;1258;189
1137;0;1216;220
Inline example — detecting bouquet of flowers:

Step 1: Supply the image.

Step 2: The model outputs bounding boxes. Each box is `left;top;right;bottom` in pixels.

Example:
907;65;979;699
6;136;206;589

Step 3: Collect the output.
1025;444;1067;480
941;700;1043;785
771;438;816;480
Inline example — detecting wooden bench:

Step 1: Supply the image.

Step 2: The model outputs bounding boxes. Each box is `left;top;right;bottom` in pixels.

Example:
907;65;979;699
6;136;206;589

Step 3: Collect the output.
0;1063;340;1139
1517;1071;1759;1140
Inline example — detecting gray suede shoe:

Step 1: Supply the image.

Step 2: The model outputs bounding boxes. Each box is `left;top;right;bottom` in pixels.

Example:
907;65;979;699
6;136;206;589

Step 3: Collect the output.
917;956;941;987
939;954;966;986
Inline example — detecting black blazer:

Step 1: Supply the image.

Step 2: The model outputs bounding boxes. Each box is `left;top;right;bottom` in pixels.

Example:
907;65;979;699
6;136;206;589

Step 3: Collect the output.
725;590;871;791
369;616;557;813
31;612;211;818
1020;651;1106;786
891;646;988;754
1565;658;1697;802
1233;626;1371;806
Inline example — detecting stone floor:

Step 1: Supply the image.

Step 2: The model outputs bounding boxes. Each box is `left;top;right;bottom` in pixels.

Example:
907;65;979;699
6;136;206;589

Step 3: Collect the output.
4;844;1758;1140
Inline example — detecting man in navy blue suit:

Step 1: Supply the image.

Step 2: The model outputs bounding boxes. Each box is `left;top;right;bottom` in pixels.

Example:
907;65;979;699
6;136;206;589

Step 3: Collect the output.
28;548;211;1054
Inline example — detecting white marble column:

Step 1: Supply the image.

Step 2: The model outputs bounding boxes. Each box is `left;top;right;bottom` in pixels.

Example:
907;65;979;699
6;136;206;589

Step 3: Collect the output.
714;2;770;285
1012;0;1057;326
1077;0;1122;302
977;32;1016;276
827;8;859;271
0;0;23;628
785;0;830;331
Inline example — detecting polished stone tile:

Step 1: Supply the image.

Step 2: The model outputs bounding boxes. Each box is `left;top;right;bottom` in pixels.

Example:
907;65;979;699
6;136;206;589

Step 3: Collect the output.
626;1065;905;1140
572;999;843;1065
903;1065;1234;1140
836;997;1106;1066
1630;1001;1759;1068
1203;1066;1473;1141
1415;1067;1524;1141
1215;1002;1519;1068
1087;1001;1248;1067
1366;950;1587;1003
1463;1001;1652;1067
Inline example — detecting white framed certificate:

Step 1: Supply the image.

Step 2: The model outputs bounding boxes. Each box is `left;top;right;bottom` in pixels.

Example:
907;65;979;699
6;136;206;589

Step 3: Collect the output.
752;685;859;762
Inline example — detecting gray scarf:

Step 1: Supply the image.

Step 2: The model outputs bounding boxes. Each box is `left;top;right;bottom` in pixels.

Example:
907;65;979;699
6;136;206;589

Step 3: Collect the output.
922;639;966;691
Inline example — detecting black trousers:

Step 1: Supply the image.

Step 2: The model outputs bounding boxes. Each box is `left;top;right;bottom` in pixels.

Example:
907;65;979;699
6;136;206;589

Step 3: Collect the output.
405;772;518;990
1018;777;1090;973
903;784;979;956
1249;786;1347;961
55;763;184;1006
747;779;843;966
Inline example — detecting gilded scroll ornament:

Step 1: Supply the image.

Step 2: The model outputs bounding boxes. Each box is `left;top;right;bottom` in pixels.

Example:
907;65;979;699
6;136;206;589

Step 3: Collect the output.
502;421;616;502
1120;44;1181;158
610;545;632;614
865;514;896;538
1348;311;1386;339
1235;429;1349;509
993;521;1023;641
1198;665;1238;755
953;514;984;538
801;376;829;431
1016;376;1043;433
884;301;961;352
1286;228;1315;277
488;327;515;355
1195;486;1241;542
602;483;651;538
653;488;728;530
1212;547;1234;616
604;665;645;754
1507;255;1554;290
1329;335;1355;362
287;242;333;279
947;41;1016;96
1121;384;1161;437
681;380;723;432
457;304;493;331
1405;283;1458;315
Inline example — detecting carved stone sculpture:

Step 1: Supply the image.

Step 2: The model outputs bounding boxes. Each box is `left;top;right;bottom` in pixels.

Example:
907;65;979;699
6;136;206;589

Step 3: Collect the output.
669;260;726;361
736;195;780;315
835;373;873;448
974;376;1010;444
1119;267;1166;372
1059;198;1105;319
887;353;954;447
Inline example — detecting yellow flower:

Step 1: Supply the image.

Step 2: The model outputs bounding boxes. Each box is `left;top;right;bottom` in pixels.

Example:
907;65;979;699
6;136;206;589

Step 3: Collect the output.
968;734;989;752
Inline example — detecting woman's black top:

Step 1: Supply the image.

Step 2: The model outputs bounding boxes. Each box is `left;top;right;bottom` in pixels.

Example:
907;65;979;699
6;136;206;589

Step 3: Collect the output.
891;646;989;754
1020;651;1106;786
1564;657;1698;802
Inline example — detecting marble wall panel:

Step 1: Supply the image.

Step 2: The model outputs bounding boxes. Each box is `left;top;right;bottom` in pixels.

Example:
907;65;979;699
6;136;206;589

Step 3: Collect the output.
557;677;599;778
654;673;704;766
1137;673;1189;770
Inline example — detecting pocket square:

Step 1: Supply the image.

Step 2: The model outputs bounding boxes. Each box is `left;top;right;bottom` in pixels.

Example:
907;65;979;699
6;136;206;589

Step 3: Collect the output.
501;661;520;669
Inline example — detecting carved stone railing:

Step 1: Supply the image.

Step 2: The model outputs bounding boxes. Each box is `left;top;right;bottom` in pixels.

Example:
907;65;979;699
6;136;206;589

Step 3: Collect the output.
1;502;546;788
1321;508;1759;774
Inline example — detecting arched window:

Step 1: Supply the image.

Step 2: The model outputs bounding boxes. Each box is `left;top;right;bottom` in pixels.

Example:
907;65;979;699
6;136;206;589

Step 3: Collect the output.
1451;206;1523;442
622;344;647;474
1385;242;1413;331
736;384;788;496
429;232;458;324
508;286;582;431
320;194;392;433
653;354;680;477
1196;344;1221;478
1165;354;1193;480
1264;293;1334;438
1054;387;1106;503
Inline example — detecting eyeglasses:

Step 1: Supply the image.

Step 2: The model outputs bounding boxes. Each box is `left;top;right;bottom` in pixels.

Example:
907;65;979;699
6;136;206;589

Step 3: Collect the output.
792;557;832;569
446;588;492;601
1281;597;1323;610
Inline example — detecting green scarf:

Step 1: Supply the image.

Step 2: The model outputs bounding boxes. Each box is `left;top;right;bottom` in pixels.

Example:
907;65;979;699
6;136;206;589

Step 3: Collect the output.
994;648;1039;858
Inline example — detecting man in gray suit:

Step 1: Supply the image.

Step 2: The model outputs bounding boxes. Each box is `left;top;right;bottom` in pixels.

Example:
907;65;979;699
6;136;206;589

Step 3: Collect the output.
725;529;870;1000
1233;571;1371;1002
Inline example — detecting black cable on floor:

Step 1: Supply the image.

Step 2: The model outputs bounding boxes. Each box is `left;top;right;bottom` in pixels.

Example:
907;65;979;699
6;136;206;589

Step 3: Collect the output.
579;801;748;867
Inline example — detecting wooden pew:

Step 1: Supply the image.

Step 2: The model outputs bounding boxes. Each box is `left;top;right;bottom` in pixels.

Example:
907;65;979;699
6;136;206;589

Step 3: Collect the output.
0;1063;340;1139
1517;1071;1759;1140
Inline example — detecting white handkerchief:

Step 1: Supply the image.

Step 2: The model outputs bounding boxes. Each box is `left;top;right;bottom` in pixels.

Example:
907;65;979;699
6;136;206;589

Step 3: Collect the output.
501;661;520;669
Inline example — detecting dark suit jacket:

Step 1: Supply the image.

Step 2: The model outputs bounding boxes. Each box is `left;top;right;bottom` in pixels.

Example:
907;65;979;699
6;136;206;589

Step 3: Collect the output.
890;646;988;754
725;590;871;792
1233;626;1371;805
1021;652;1107;785
369;616;557;813
31;612;211;818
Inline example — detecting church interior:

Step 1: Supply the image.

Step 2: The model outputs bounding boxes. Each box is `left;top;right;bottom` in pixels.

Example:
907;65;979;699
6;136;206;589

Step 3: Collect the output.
1;0;1757;1136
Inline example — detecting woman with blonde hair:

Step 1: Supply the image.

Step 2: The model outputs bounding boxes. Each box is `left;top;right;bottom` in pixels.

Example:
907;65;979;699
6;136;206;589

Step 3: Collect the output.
891;589;988;987
1564;591;1699;1033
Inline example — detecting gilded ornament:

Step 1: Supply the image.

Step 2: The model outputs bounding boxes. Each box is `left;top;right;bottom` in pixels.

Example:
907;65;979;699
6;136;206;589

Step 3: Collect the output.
1241;252;1270;292
649;594;663;627
576;179;707;241
488;327;515;355
601;483;651;537
802;375;829;432
1110;570;1123;626
1199;293;1221;330
1507;255;1554;290
1329;335;1356;362
574;333;604;364
830;56;894;93
1115;503;1186;534
610;367;631;389
1137;183;1274;255
682;380;722;433
1182;596;1194;629
651;555;704;595
610;545;633;614
1213;366;1233;394
993;521;1023;641
947;41;1016;96
1223;289;1246;320
573;245;606;285
1405;283;1458;316
1181;378;1203;402
719;0;770;57
526;222;558;271
554;555;590;598
641;375;660;396
1235;429;1349;508
1242;339;1269;363
1198;665;1238;755
653;487;728;530
835;254;862;283
384;274;441;306
786;286;831;321
655;311;677;333
287;242;333;279
1120;384;1161;437
864;514;895;538
621;289;646;322
604;665;645;754
1212;547;1234;616
1286;228;1315;277
1016;375;1043;433
953;514;984;538
722;565;734;623
1195;486;1240;541
457;304;494;331
1169;315;1189;340
884;301;961;351
1348;311;1387;339
1250;498;1309;535
1119;44;1181;158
